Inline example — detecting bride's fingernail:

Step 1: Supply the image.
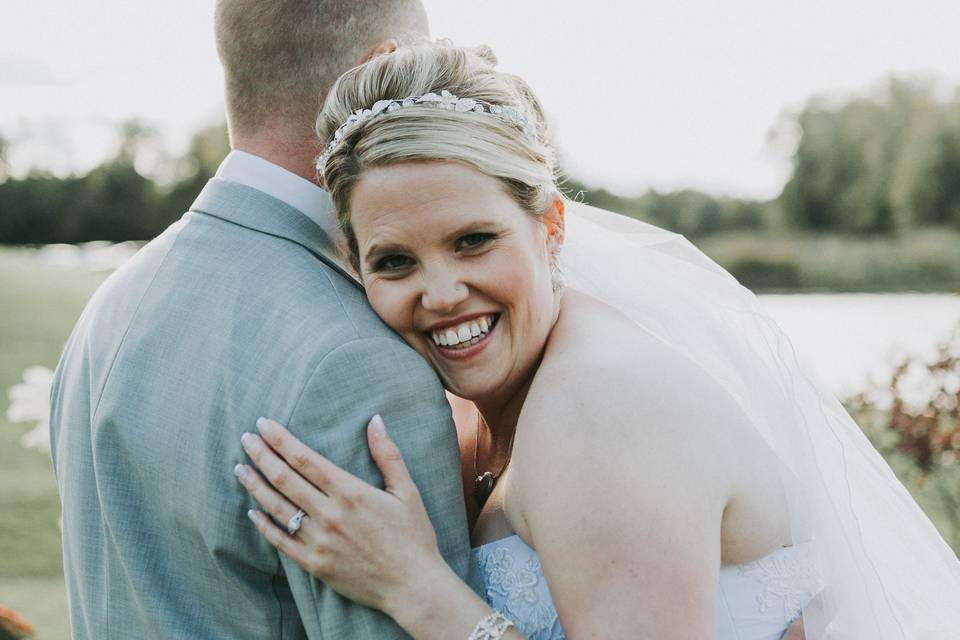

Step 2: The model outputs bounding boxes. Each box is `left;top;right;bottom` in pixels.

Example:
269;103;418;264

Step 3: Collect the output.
257;417;277;437
370;414;386;437
241;432;253;447
234;464;249;480
247;509;258;523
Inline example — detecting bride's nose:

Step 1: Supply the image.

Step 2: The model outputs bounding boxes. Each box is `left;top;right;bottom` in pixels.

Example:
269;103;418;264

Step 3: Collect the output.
419;267;469;313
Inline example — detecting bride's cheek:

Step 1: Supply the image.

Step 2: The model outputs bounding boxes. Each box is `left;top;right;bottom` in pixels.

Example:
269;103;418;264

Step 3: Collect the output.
368;285;407;333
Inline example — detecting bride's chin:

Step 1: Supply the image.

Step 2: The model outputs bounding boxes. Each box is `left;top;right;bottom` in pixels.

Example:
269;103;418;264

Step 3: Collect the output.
440;377;473;399
439;376;488;403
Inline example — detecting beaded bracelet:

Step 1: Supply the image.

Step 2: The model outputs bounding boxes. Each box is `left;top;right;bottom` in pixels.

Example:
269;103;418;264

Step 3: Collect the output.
468;611;515;640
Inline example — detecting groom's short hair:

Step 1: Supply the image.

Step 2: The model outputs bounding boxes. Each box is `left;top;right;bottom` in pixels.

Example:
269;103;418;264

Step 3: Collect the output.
215;0;428;139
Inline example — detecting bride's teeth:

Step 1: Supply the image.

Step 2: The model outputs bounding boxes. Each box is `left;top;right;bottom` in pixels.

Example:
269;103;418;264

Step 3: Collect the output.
433;315;498;349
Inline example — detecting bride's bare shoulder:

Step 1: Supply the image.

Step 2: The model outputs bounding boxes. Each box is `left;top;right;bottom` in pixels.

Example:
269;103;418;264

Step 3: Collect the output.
521;287;748;457
534;288;668;389
550;288;639;343
509;288;740;543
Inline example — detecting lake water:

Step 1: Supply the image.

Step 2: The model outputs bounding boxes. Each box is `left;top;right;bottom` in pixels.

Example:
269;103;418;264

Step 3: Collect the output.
759;293;960;398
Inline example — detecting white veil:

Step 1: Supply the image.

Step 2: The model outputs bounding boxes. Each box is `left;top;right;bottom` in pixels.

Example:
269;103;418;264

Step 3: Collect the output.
561;201;960;638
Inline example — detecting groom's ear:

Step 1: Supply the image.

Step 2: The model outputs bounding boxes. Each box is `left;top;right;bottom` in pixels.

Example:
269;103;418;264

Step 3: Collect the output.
356;38;399;65
543;197;566;247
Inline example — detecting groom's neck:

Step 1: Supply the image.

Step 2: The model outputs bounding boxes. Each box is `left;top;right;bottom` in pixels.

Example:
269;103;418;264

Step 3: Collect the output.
230;125;323;184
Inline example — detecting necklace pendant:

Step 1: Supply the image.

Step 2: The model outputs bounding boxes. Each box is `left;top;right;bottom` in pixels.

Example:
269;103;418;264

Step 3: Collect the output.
474;471;496;507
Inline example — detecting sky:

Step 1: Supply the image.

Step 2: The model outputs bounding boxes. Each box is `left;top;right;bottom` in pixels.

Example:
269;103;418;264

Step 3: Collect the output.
2;0;959;199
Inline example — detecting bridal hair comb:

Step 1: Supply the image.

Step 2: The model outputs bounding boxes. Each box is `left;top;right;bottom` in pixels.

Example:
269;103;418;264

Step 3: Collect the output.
315;90;537;177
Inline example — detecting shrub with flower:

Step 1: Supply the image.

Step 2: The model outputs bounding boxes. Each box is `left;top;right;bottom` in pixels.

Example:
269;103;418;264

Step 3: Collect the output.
0;606;35;640
6;366;54;455
848;321;960;551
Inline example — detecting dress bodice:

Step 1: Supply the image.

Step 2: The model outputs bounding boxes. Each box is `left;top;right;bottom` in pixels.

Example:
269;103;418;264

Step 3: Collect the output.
472;535;818;640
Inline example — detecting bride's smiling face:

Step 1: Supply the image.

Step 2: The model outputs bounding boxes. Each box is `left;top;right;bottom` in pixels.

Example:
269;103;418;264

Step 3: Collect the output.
348;160;561;404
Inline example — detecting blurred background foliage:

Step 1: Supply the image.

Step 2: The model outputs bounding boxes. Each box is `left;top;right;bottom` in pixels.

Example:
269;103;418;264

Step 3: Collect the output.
5;76;958;291
0;121;229;246
848;325;960;552
564;77;960;239
562;77;960;291
0;77;955;239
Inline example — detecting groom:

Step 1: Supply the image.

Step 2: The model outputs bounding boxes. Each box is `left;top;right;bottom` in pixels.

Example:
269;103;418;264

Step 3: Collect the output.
49;1;476;638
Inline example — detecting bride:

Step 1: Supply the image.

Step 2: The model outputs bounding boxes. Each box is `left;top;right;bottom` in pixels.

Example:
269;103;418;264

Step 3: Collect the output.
233;40;960;639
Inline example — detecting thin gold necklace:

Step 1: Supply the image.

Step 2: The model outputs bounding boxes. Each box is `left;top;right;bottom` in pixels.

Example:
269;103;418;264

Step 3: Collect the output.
472;413;516;508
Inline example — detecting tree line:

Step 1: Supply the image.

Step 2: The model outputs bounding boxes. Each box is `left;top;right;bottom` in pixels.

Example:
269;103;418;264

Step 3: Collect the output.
0;122;229;245
567;77;960;238
1;76;959;245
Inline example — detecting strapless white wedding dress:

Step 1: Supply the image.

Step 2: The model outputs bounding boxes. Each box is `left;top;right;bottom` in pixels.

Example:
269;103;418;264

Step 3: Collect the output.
473;535;817;640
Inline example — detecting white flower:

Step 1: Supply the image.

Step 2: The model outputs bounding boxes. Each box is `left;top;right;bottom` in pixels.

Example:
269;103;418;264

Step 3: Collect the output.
6;365;54;455
36;241;139;272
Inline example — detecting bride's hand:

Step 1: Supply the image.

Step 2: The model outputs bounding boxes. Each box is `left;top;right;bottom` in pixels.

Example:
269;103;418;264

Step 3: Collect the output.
234;415;448;614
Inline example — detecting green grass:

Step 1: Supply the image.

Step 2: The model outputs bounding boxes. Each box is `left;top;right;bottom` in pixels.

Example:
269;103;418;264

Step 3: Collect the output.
0;247;108;638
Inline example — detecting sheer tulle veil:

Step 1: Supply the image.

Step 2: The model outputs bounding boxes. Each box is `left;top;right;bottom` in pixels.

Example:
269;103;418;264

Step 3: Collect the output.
561;201;960;638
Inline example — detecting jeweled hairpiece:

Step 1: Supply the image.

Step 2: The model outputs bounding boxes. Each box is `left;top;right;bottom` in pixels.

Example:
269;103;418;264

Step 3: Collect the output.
315;89;537;177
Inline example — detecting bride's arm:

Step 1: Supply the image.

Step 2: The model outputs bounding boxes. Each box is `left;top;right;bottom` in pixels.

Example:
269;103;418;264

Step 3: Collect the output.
236;416;524;640
508;345;737;638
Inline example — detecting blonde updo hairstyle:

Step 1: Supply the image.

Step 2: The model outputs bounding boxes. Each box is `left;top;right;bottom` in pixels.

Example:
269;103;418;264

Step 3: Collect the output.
315;40;561;272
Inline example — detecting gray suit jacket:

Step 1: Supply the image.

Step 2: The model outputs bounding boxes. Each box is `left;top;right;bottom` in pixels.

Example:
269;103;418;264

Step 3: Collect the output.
50;178;478;639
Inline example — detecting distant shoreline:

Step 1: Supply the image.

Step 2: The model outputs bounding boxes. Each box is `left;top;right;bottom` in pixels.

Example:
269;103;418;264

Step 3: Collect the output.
697;229;960;294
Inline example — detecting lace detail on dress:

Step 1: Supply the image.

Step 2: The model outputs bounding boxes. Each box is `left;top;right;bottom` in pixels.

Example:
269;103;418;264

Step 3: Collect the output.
474;538;565;640
474;535;816;640
736;544;817;621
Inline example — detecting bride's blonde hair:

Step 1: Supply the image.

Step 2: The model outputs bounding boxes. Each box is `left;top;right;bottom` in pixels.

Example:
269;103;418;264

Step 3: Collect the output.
315;40;560;269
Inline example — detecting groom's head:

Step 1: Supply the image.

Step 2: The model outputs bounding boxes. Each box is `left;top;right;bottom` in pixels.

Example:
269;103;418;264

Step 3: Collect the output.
214;0;429;179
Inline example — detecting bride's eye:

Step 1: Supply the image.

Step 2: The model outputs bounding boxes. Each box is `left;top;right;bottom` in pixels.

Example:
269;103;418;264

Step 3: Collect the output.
457;232;496;251
373;254;414;273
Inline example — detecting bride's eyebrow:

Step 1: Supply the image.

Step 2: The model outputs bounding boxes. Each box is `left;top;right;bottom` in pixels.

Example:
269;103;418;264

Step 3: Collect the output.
441;219;500;243
363;241;408;263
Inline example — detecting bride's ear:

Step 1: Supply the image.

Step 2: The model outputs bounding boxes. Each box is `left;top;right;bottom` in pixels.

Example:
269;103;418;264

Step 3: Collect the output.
543;197;566;248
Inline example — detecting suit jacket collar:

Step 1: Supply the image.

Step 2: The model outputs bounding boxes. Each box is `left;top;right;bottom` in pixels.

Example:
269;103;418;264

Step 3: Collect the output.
214;150;338;239
190;177;360;288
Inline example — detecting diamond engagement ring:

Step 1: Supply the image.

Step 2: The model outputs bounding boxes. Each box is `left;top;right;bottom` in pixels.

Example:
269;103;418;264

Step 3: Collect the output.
287;509;307;536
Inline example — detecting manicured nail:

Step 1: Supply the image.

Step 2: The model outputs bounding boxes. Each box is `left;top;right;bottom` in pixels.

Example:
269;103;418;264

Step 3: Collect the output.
233;464;249;480
247;509;258;523
370;414;386;437
241;432;253;447
256;417;273;435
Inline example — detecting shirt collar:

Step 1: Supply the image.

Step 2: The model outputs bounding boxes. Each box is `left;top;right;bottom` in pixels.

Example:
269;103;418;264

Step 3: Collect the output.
214;150;338;240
